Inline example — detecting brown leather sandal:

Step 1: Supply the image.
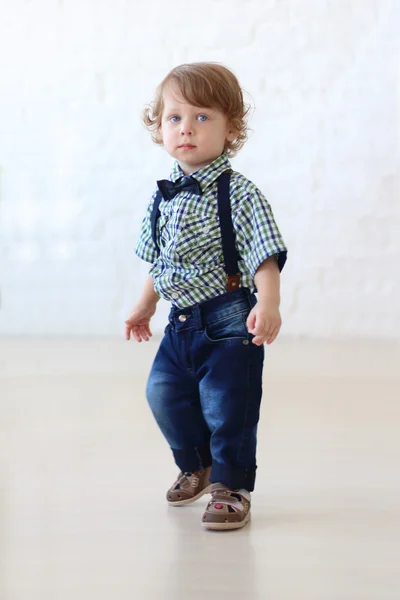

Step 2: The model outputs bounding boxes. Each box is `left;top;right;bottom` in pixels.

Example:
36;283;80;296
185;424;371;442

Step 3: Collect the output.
166;467;212;506
202;484;251;530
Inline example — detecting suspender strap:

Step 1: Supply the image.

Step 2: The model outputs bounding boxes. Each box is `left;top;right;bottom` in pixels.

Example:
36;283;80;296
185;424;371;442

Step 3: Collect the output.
150;190;163;255
217;171;242;292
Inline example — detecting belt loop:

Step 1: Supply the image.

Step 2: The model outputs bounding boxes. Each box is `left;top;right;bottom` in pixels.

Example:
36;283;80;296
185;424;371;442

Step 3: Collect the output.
168;308;175;330
192;305;202;331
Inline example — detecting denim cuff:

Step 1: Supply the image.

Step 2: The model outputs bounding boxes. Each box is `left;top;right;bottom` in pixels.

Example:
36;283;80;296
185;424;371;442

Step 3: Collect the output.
210;461;257;492
171;442;212;472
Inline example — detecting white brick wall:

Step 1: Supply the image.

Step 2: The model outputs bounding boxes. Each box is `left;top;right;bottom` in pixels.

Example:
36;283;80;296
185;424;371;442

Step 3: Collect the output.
0;0;399;338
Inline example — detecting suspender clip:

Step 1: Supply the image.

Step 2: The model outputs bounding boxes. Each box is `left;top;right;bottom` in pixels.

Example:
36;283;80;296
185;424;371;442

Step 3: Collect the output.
227;274;241;292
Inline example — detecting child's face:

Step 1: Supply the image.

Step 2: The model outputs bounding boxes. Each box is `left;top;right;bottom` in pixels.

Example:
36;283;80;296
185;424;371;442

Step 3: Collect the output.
160;84;236;175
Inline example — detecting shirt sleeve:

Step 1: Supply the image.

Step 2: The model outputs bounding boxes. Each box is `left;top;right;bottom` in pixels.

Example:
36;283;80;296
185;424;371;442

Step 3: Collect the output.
134;190;159;264
233;182;287;277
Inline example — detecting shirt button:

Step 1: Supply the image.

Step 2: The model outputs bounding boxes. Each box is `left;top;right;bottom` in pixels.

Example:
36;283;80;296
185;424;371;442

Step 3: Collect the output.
178;315;188;322
171;293;179;300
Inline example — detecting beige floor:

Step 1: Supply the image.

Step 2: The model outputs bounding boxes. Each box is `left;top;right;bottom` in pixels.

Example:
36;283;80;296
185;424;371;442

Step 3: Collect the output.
0;337;399;600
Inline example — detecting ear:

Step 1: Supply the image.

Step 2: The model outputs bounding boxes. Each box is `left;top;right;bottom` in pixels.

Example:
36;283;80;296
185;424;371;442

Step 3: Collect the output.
225;122;238;142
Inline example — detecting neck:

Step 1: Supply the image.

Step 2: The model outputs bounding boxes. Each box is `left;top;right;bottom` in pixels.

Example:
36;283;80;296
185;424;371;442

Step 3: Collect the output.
178;153;226;176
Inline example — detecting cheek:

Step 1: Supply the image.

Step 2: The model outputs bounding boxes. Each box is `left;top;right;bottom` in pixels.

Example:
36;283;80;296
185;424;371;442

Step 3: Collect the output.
205;127;223;144
160;125;172;144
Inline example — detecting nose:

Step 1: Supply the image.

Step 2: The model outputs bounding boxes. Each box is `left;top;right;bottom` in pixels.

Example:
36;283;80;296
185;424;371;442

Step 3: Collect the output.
180;118;193;136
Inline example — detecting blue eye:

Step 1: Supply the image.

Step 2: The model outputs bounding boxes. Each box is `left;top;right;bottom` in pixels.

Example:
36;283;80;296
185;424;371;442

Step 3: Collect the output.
170;115;181;122
197;114;208;121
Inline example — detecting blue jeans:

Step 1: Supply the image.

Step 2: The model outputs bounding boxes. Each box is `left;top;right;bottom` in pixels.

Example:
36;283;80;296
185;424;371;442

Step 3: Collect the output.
146;288;265;491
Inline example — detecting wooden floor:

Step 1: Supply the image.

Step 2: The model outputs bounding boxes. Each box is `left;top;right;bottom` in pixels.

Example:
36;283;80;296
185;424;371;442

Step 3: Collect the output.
1;338;399;600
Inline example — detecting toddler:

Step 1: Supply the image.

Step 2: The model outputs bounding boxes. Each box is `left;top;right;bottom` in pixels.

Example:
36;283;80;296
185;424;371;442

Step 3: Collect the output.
125;62;287;530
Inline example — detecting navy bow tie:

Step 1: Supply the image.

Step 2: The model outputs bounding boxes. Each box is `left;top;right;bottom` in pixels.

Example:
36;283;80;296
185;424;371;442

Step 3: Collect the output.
157;176;202;200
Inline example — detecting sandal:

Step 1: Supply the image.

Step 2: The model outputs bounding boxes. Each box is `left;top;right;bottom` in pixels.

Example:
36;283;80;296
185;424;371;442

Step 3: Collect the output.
202;484;251;530
166;467;212;506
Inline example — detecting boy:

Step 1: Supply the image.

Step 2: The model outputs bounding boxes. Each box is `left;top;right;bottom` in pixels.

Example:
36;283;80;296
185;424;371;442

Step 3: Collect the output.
125;63;287;530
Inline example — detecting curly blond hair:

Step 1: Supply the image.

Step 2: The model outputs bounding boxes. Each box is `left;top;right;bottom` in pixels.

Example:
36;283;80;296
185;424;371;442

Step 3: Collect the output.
142;62;250;157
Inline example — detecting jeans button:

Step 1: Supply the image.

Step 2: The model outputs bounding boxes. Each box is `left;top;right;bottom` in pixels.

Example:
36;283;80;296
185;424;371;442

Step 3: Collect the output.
243;340;249;345
178;315;188;322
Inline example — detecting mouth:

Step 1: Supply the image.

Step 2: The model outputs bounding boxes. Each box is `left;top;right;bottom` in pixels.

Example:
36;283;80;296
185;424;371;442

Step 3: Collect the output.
178;144;196;150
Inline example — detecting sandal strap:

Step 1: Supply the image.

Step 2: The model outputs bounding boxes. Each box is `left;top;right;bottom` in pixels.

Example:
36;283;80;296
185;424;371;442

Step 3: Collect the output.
212;496;245;512
211;485;247;500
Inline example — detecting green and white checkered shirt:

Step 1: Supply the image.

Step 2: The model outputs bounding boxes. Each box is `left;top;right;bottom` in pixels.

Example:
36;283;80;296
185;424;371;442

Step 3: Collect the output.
135;153;287;307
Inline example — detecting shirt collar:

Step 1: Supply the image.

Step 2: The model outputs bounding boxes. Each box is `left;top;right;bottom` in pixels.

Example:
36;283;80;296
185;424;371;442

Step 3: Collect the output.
170;153;232;193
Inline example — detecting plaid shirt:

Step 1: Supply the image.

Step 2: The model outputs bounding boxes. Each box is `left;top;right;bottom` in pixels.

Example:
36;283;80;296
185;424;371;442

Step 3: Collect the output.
135;153;287;307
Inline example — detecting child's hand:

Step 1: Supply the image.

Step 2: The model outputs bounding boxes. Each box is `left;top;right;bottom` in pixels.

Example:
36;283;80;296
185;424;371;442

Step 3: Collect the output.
125;303;157;342
246;303;282;346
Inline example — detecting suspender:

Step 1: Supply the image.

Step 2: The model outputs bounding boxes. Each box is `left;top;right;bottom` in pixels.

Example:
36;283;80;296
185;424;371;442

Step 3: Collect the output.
216;171;241;292
151;170;241;292
150;190;163;256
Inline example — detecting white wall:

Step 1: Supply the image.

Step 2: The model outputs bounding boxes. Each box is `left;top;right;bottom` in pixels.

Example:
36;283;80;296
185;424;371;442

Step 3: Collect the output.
0;0;399;339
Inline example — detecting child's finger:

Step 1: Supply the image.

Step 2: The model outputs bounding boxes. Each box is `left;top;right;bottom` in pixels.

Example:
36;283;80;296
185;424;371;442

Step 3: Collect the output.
132;327;142;343
139;327;150;341
252;323;265;337
246;311;256;331
264;327;274;341
267;327;280;345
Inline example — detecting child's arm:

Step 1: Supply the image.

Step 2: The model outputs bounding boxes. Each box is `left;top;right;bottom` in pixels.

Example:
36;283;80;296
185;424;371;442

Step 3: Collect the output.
125;275;160;342
254;256;281;307
136;274;160;307
127;186;163;341
247;256;282;346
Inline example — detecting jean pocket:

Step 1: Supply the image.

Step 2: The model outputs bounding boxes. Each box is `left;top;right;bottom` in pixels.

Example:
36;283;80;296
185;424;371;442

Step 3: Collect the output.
203;311;249;343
